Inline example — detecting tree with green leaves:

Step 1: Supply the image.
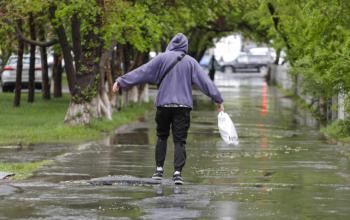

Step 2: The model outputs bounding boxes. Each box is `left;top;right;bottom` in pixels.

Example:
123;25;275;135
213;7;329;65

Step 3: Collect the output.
248;0;350;121
1;0;265;124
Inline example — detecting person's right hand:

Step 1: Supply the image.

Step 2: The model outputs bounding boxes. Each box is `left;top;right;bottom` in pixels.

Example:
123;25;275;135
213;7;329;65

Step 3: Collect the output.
216;103;224;112
112;81;119;93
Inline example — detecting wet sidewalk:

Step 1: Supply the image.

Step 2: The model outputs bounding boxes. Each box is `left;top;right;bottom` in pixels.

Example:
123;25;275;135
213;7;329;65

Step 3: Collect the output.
1;72;350;219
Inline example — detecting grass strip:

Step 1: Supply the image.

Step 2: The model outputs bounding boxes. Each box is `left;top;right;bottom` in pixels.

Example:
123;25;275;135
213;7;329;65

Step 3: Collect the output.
0;93;153;145
276;86;350;144
321;120;350;143
0;160;50;180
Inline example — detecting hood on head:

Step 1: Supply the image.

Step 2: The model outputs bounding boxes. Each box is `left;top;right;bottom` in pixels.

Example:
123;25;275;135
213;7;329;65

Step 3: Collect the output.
166;33;188;53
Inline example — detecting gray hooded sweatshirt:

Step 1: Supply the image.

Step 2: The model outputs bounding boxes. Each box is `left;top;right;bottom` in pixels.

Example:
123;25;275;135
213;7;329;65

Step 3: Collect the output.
116;33;223;108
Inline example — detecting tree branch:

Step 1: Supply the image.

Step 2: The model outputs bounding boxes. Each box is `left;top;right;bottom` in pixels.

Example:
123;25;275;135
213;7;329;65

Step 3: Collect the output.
267;2;291;50
3;18;58;47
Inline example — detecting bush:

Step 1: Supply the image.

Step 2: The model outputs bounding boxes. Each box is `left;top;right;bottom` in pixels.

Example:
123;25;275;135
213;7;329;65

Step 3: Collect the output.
322;120;350;140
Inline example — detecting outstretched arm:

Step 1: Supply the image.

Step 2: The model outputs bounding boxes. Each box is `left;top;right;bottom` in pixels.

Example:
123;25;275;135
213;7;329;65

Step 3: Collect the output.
192;62;224;111
112;56;161;92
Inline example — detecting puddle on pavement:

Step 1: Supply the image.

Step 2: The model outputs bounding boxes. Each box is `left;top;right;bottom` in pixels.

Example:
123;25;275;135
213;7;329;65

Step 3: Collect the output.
0;72;350;219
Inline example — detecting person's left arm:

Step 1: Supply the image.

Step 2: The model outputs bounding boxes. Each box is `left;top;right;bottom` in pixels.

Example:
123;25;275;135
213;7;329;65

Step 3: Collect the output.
192;61;224;111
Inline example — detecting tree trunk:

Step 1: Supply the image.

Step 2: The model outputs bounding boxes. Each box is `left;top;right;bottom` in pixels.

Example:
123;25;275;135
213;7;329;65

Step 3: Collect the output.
160;38;168;52
196;48;207;62
293;74;298;96
123;49;147;104
49;5;77;95
106;53;114;99
138;84;149;103
188;29;199;59
107;46;118;110
127;86;139;103
53;52;62;97
267;3;292;51
39;27;50;100
28;13;36;103
99;46;114;116
115;44;123;77
71;13;82;73
114;44;124;110
109;46;116;99
111;46;117;79
62;0;112;125
14;20;24;107
187;28;213;61
64;92;112;125
122;44;132;106
319;97;327;122
274;48;281;65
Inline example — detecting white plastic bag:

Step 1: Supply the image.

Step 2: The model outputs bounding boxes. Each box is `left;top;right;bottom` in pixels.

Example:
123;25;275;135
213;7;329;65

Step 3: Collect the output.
217;112;239;145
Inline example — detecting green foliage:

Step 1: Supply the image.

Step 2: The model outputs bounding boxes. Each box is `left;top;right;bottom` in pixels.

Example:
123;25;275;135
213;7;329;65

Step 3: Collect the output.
0;0;256;125
0;0;255;66
250;0;350;101
322;120;350;141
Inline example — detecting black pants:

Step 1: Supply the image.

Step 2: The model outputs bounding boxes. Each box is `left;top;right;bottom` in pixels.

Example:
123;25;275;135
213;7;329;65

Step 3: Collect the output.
209;69;215;81
155;107;191;172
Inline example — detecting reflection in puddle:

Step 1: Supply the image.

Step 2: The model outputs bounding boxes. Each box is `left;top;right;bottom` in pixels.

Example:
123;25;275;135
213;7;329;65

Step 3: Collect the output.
108;132;149;145
260;83;268;117
215;201;238;220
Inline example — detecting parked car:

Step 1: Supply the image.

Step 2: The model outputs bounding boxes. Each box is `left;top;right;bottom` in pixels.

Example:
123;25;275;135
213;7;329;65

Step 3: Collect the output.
221;53;273;73
199;53;211;68
1;55;52;92
248;47;275;57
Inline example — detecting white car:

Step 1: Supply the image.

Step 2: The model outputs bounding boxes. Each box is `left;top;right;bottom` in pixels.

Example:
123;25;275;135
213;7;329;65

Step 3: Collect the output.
1;55;52;92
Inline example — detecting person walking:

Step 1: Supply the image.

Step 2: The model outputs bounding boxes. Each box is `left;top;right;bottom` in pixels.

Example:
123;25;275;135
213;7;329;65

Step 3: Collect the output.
112;33;224;185
208;55;217;81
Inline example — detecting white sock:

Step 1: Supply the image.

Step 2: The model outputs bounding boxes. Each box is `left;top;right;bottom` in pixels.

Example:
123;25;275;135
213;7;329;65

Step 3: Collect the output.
156;166;163;171
174;171;181;175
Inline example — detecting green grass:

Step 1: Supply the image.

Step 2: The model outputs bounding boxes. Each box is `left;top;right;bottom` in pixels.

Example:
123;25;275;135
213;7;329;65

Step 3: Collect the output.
0;93;153;145
321;120;350;142
62;73;68;87
0;160;50;180
276;86;350;143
